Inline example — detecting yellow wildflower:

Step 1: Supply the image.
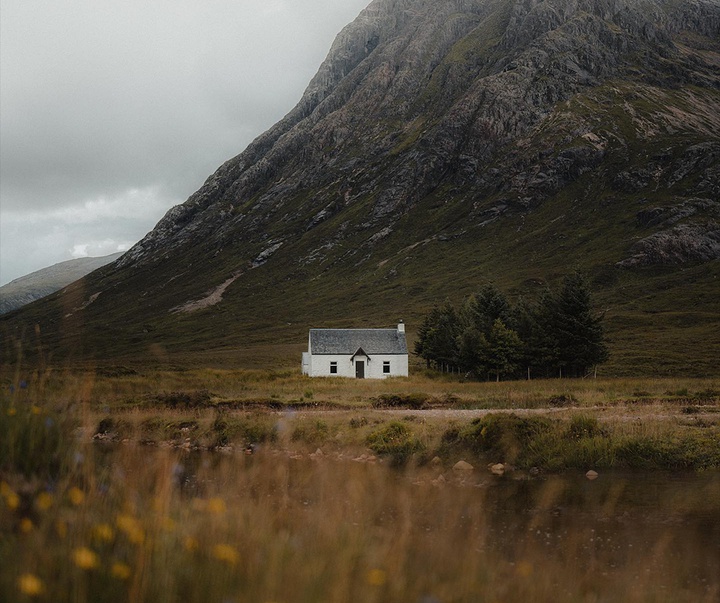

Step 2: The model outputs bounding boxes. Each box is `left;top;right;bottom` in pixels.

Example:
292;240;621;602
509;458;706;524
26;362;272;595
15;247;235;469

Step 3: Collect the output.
35;491;53;512
184;536;199;552
4;491;20;511
31;405;42;415
516;561;533;578
17;573;44;596
207;497;227;515
212;543;240;565
20;518;34;533
93;523;115;542
7;407;17;416
68;487;85;506
116;514;144;544
111;562;132;580
367;568;387;587
72;547;99;570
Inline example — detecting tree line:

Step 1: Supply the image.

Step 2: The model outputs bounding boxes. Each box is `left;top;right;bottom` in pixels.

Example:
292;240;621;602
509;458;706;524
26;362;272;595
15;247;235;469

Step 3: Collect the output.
414;273;609;380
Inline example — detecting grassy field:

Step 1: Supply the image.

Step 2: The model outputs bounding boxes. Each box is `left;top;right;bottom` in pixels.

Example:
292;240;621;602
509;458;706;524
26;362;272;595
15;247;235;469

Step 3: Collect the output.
2;369;719;602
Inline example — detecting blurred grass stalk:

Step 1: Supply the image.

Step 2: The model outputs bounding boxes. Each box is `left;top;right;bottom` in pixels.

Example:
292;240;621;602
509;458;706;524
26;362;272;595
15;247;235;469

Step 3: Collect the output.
1;369;719;602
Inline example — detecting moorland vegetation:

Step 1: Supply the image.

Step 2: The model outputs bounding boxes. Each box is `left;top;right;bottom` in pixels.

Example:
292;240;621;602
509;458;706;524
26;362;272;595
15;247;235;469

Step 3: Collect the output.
1;368;719;601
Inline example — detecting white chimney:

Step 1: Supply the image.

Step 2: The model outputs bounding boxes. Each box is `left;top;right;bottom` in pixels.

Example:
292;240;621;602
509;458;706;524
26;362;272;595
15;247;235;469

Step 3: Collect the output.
397;320;405;333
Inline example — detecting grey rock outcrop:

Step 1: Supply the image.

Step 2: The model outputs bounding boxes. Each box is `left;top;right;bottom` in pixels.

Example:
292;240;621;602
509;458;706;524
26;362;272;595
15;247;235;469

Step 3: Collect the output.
618;223;720;267
116;0;720;272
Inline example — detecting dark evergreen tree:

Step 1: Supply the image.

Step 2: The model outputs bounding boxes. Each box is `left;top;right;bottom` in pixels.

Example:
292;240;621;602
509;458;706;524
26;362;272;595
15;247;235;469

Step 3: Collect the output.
460;284;513;335
414;274;608;379
552;272;609;377
530;287;564;377
456;327;485;375
414;301;461;372
510;297;541;379
484;319;524;381
457;284;521;377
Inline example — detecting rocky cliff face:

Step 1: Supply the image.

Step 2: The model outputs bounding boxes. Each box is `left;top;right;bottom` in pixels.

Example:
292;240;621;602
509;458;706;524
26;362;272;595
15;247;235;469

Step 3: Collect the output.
3;0;720;373
117;0;719;272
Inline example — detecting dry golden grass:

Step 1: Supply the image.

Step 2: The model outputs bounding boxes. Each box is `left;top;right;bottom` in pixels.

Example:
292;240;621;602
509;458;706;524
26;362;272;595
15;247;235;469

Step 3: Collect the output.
6;364;717;410
1;368;719;602
2;443;719;603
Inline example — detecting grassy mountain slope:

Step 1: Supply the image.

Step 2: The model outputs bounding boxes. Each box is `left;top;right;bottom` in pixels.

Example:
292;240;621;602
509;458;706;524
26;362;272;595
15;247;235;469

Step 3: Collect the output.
0;254;123;315
2;0;719;375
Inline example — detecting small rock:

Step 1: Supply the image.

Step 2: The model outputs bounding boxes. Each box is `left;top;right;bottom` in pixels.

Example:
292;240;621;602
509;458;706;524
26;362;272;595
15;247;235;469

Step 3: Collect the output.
453;460;474;472
430;456;442;467
586;470;599;480
490;463;505;475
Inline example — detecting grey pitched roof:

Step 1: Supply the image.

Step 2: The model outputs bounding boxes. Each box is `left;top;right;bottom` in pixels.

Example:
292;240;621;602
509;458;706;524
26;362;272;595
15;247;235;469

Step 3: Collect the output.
309;329;407;355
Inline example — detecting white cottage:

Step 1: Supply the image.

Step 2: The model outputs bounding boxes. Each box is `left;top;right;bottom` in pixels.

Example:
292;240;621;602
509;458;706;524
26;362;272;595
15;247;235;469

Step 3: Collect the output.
302;322;408;378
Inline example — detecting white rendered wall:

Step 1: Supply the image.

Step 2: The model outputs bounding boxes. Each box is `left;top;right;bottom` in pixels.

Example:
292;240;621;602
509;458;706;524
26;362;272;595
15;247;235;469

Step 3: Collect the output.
308;354;408;378
301;352;310;375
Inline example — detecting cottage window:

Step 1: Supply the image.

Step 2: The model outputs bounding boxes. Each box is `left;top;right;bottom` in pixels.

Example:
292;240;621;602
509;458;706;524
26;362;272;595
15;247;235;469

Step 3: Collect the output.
330;361;338;374
383;361;391;374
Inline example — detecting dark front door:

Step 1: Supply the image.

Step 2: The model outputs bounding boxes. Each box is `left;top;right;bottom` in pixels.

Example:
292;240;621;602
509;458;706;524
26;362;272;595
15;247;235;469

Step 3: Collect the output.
355;360;365;379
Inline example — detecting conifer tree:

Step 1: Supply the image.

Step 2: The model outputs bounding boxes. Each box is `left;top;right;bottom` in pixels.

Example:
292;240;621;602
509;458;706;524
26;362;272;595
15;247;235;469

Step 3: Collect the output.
484;319;524;381
414;274;608;379
552;272;609;377
414;301;461;372
461;284;513;335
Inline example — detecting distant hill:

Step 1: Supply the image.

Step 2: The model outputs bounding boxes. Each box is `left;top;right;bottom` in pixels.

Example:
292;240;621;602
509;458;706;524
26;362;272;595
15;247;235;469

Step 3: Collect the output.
2;0;719;375
0;253;123;315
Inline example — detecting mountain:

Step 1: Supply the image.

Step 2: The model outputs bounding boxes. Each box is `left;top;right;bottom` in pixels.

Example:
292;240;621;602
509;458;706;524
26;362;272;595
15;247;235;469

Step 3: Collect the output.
2;0;719;375
0;254;123;315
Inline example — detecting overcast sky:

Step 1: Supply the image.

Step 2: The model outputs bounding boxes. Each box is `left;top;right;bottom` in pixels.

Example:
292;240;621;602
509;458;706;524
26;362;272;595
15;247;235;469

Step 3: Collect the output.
0;0;370;285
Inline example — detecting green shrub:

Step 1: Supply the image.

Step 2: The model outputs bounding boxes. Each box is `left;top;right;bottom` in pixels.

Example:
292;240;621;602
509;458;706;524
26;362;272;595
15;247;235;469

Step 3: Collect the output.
372;393;430;409
566;415;606;440
694;389;720;402
616;438;676;469
211;414;276;448
165;420;200;440
666;388;689;397
149;390;213;408
560;436;616;469
141;416;165;435
546;393;578;407
0;396;74;479
366;422;424;459
462;414;554;459
291;419;329;444
349;416;369;428
95;416;133;440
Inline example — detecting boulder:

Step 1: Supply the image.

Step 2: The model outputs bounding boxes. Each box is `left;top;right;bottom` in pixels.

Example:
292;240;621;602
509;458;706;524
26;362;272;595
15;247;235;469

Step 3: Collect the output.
490;463;506;475
453;460;474;472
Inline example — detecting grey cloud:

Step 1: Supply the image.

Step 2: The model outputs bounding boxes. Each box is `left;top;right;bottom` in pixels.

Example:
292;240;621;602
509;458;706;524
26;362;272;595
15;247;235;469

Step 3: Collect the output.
0;0;370;284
